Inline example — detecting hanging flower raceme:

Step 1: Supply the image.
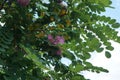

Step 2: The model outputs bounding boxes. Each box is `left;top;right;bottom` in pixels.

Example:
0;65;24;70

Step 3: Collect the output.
17;0;30;6
47;34;65;55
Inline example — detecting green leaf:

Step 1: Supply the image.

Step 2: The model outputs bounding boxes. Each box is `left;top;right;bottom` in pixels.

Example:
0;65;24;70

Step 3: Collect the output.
104;41;111;46
0;48;5;52
96;47;104;52
109;19;116;24
0;43;9;49
99;0;110;6
86;32;95;39
0;59;5;65
71;76;83;80
105;51;111;58
106;46;114;51
84;53;91;59
70;64;84;72
63;50;76;60
84;62;93;67
19;44;49;70
117;37;120;43
1;38;11;45
112;23;120;28
75;64;84;72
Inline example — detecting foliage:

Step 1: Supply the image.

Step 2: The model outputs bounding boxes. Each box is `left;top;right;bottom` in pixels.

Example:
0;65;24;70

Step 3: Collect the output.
0;0;120;80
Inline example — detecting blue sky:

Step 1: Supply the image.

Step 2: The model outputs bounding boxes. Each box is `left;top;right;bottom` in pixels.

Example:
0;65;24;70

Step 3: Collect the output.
102;0;120;22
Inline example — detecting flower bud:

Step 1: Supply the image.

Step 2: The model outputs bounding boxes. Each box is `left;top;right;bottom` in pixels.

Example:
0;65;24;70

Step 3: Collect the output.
17;0;30;6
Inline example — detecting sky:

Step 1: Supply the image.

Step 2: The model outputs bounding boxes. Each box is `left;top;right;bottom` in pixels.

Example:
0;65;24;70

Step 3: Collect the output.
102;0;120;22
83;0;120;80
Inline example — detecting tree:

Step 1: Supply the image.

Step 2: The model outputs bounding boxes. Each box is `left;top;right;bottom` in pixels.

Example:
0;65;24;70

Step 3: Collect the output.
0;0;120;80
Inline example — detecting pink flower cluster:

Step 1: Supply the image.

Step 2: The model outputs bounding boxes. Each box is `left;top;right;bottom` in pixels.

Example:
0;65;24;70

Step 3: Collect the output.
48;34;64;45
48;34;65;55
17;0;30;6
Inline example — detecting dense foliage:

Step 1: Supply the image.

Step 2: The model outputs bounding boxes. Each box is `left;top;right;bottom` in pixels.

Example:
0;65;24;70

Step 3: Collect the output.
0;0;120;80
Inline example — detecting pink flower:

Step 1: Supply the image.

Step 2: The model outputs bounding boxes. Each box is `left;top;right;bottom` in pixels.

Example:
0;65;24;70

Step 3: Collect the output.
48;34;53;40
56;49;62;55
17;0;30;6
47;34;65;45
55;36;64;44
48;34;55;44
47;34;64;56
